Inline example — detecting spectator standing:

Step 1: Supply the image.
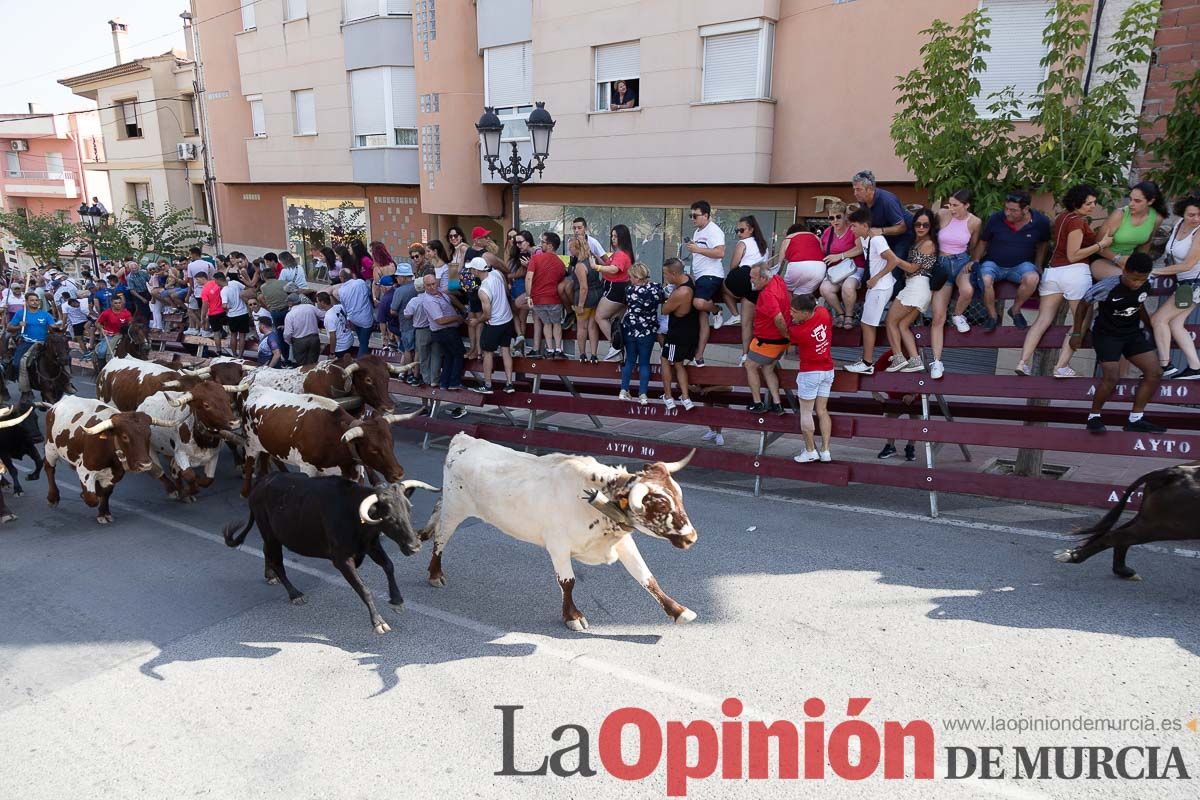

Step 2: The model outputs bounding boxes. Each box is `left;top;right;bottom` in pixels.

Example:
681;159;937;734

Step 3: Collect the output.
462;227;500;360
873;350;920;461
1073;253;1164;433
408;243;428;277
685;201;732;366
370;241;396;301
596;224;635;361
928;190;982;379
376;275;399;350
1016;184;1110;377
570;217;608;261
788;294;836;463
568;234;604;362
125;261;151;323
883;208;939;373
852;170;914;259
184;246;209;334
445;226;470;269
331;268;376;356
320;247;339;283
351;240;375;283
472;257;517;394
277;251;309;290
283;294;321;366
1151;193;1200;380
661;258;699;411
618;263;667;405
59;296;90;354
819;201;867;330
508;231;534;353
258;269;291;361
421;277;467;397
1092;181;1167;281
723;215;768;362
527;232;567;358
406;275;440;387
389;264;420;375
743;264;792;413
317;291;356;358
844;207;912;374
954;191;1050;333
198;271;226;354
218;271;250;357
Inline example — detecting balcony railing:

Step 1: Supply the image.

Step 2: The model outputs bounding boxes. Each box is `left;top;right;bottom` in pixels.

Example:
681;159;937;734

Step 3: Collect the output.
3;169;75;180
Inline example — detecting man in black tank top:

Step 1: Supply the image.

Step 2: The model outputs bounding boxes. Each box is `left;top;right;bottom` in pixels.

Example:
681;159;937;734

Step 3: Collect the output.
661;258;700;410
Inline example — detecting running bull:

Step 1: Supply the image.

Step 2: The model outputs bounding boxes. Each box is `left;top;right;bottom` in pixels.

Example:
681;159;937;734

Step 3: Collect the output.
420;433;700;631
0;405;37;523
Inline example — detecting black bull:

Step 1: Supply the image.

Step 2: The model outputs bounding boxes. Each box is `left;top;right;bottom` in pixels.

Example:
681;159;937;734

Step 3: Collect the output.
1057;462;1200;579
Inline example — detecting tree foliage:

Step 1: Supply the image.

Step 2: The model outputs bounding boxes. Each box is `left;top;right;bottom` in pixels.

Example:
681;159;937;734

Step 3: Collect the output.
1146;67;1200;199
0;209;78;268
98;201;205;263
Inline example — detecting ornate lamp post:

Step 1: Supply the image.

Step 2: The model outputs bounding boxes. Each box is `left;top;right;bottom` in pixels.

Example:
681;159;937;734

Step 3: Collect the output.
476;102;556;232
78;201;104;275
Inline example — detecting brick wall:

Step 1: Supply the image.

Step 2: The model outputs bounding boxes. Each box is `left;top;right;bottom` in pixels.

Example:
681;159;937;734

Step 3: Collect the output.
1136;0;1200;172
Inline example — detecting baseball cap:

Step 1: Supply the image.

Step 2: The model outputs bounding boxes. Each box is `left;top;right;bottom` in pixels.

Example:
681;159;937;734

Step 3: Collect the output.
394;263;414;277
467;257;490;272
471;226;490;240
379;275;396;286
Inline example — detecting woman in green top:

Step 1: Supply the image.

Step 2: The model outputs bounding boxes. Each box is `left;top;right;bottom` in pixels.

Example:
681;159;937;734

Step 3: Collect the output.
1091;181;1167;281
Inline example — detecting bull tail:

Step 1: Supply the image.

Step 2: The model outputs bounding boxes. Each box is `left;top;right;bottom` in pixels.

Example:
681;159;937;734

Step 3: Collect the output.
1073;469;1160;540
223;511;256;548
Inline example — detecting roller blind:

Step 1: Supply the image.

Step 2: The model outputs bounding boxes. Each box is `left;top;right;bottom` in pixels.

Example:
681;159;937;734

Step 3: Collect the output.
121;100;137;125
351;68;386;136
286;0;308;20
596;41;640;83
346;0;378;20
293;90;316;134
240;0;256;30
386;0;411;12
974;0;1053;116
702;30;760;102
486;42;532;109
390;67;416;129
248;96;265;136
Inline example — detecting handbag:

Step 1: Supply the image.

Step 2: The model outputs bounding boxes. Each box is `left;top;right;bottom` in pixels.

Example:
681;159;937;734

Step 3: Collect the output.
1175;281;1195;310
826;261;857;286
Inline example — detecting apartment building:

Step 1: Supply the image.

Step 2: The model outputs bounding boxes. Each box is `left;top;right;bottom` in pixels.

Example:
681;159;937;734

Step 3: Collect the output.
59;20;212;237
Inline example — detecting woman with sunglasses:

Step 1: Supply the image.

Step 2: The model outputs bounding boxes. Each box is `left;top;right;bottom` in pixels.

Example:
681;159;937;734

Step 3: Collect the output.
722;215;768;362
595;224;635;361
445;226;469;270
818;201;866;330
928;190;981;379
507;230;534;353
883;208;939;373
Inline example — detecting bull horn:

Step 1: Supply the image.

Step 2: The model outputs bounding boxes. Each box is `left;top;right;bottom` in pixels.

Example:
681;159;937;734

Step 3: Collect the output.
34;401;54;410
240;363;255;373
168;392;194;408
662;449;696;474
224;380;253;394
358;494;382;524
0;407;32;429
0;405;12;418
384;411;421;425
628;482;649;513
400;479;440;494
150;416;180;428
162;380;182;389
386;362;416;376
341;426;364;443
342;362;360;376
184;367;211;378
83;419;115;435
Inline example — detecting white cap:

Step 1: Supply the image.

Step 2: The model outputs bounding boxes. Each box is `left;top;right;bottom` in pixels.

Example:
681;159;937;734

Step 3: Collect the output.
467;257;490;272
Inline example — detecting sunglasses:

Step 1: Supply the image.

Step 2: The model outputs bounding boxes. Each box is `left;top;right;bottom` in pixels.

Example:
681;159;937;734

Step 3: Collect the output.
736;227;749;234
914;221;930;228
828;214;843;220
689;212;705;218
409;253;422;258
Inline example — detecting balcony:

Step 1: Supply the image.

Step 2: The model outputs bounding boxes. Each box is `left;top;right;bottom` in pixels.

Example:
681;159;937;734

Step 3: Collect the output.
2;169;79;198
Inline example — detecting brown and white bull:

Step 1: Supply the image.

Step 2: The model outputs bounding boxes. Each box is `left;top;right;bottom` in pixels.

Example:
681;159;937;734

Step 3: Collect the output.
421;433;700;631
137;384;241;501
42;396;177;524
245;355;412;412
98;356;248;414
1057;462;1200;580
240;385;417;496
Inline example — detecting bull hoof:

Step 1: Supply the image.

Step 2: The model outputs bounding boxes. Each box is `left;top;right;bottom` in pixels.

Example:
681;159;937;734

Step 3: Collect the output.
428;574;446;588
388;599;404;610
47;499;59;508
565;616;589;632
291;595;307;605
373;621;391;635
186;495;198;504
265;576;280;585
13;490;22;498
96;515;110;525
1054;549;1078;564
1114;568;1142;581
0;513;16;524
675;608;698;625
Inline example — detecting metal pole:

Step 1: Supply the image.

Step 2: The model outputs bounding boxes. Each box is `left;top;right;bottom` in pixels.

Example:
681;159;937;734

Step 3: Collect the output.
921;392;939;518
511;175;521;233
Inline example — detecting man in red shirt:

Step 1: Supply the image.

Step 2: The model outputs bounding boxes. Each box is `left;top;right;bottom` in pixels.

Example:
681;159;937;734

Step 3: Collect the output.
95;293;133;366
526;231;567;358
198;271;227;354
744;264;791;414
787;294;835;462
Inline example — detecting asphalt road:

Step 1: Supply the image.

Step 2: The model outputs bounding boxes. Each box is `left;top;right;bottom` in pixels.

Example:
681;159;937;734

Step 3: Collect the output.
1;427;1198;799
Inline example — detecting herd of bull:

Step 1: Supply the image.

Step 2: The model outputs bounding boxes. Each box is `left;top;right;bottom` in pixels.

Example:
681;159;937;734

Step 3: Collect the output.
0;349;1195;634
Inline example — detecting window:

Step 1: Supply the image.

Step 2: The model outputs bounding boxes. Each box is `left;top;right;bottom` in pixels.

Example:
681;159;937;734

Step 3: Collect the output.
484;42;532;140
4;152;20;177
182;94;198;135
700;19;775;103
293;89;316;135
116;99;142;139
345;0;411;21
285;0;308;20
247;94;266;137
191;184;209;224
240;0;256;30
130;182;151;209
350;67;417;147
595;41;640;112
45;153;64;178
973;0;1053;117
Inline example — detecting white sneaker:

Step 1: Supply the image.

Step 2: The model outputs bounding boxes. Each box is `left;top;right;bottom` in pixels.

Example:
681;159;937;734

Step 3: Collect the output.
638;394;648;406
701;430;717;442
952;315;970;334
1054;366;1077;379
793;450;820;463
726;314;741;325
618;390;632;401
681;398;695;411
819;450;832;462
900;356;925;373
603;348;624;362
1014;361;1031;377
713;433;725;446
844;360;874;374
663;395;676;410
930;360;945;380
711;312;724;330
885;354;908;372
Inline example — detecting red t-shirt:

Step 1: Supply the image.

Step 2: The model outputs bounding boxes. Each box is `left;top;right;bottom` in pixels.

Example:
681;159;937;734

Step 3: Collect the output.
201;281;225;315
753;275;790;341
1050;212;1097;267
788;306;834;372
606;250;632;283
97;308;132;335
528;250;566;304
785;231;825;263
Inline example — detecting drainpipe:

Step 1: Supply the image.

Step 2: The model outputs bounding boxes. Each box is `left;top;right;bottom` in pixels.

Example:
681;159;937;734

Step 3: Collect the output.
182;10;222;252
1082;0;1108;97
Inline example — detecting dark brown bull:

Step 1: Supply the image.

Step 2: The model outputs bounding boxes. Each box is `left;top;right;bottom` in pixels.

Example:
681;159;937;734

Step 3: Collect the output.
1057;462;1200;580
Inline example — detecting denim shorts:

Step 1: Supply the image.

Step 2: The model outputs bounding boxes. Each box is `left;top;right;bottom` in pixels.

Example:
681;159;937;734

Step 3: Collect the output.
977;261;1038;285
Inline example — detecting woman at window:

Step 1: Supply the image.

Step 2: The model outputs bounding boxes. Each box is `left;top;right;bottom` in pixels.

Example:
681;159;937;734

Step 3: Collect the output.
610;80;638;111
370;240;396;302
596;224;634;361
818;201;867;330
722;215;768;362
928;190;981;379
1151;193;1200;380
883;207;938;373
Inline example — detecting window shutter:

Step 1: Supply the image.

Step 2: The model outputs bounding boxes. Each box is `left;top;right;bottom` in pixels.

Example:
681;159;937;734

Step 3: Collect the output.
351;68;386;136
121;100;137;125
386;0;411;13
486;42;532;109
346;0;378;21
240;0;256;29
286;0;307;19
595;41;640;83
390;67;416;129
702;31;760;102
294;90;316;134
45;153;64;177
974;0;1053;116
249;97;266;136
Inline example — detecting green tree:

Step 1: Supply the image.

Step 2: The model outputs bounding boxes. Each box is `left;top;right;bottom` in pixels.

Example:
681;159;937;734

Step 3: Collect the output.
1146;67;1200;199
0;209;78;268
104;201;205;263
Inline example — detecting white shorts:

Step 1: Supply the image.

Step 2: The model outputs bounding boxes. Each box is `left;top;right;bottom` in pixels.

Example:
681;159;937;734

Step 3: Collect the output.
657;315;669;335
796;369;835;400
784;261;827;296
1039;263;1092;300
896;274;932;312
860;275;895;327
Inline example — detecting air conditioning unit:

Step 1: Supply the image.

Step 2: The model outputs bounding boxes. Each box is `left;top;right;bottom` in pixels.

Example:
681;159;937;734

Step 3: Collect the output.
176;142;198;161
9;139;29;152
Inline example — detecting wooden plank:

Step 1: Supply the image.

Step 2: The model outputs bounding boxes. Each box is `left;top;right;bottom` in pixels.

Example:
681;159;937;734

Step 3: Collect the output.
388;381;486;407
861;373;1200;405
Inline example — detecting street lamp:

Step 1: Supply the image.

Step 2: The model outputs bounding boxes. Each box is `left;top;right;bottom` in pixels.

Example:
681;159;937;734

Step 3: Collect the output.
78;201;104;276
476;102;555;231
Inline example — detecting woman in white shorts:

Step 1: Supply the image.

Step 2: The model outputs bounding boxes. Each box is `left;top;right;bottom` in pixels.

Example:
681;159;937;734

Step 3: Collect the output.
884;208;938;374
777;224;828;297
844;207;911;375
1149;193;1200;379
1016;184;1110;376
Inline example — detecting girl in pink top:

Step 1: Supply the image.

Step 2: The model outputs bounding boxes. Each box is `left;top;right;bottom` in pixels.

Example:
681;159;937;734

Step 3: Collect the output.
351;240;375;284
929;189;981;379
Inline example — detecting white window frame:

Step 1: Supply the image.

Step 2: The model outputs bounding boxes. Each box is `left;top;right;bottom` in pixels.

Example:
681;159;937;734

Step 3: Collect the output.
594;41;641;113
117;99;142;139
344;0;412;22
4;152;20;177
285;0;308;22
699;18;775;103
349;67;417;148
972;0;1053;119
44;152;65;179
130;182;151;209
247;94;267;138
293;89;317;135
484;43;533;142
240;0;256;30
191;184;210;224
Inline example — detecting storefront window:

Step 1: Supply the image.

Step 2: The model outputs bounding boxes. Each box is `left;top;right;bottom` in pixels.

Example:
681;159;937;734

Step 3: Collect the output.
285;197;368;271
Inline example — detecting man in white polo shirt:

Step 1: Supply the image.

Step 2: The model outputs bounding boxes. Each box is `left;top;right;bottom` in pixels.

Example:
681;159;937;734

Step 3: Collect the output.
185;246;209;335
685;200;728;367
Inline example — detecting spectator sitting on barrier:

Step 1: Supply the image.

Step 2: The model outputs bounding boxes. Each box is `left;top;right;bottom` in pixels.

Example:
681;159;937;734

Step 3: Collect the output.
744;264;791;414
256;317;283;367
661;257;699;411
1075;253;1165;434
597;224;634;362
928;190;981;379
724;215;769;362
954;190;1050;334
883;207;939;374
1091;181;1167;283
472;257;517;395
568;234;603;363
618;262;666;405
1151;193;1200;380
819;201;866;331
788;294;835;463
844;207;911;375
527;231;566;359
852;169;914;260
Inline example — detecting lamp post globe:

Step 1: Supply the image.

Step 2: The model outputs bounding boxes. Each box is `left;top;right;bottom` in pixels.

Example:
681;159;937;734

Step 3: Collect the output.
526;101;555;161
475;106;503;163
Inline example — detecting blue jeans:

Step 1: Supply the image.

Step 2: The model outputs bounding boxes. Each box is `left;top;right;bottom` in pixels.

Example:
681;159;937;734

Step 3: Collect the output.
354;325;373;356
620;334;656;396
977;260;1038;286
431;328;464;389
